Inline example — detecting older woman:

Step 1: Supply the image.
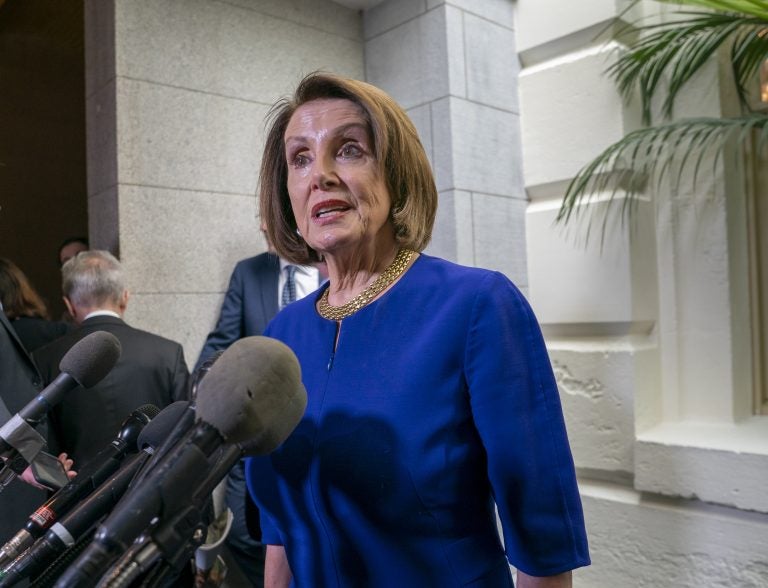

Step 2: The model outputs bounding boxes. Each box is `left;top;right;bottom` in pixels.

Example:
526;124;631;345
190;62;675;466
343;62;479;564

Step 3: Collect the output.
246;73;590;588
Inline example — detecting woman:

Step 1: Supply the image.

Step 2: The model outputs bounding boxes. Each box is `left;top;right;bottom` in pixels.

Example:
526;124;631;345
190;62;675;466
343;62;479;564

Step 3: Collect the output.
246;73;590;587
0;258;68;352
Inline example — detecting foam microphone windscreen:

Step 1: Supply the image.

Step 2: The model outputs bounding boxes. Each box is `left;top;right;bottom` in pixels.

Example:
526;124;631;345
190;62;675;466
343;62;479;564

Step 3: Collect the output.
136;401;190;450
195;336;307;455
59;331;122;388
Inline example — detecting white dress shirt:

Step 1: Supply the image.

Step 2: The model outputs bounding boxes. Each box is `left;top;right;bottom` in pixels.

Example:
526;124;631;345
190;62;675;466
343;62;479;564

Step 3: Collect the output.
279;259;319;304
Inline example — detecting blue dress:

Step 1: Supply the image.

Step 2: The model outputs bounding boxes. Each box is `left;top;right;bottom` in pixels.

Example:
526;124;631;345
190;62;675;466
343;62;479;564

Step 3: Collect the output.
246;254;590;587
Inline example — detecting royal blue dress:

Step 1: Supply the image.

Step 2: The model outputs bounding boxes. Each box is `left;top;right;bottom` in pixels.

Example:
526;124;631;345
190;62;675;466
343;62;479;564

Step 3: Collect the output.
246;254;590;587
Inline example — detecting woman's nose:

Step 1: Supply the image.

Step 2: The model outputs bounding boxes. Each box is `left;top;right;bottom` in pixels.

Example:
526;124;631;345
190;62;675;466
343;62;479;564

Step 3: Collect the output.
311;155;339;191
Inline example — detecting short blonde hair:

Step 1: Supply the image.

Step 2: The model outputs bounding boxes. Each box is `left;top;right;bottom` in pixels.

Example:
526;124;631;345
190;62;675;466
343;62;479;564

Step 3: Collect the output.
260;72;438;264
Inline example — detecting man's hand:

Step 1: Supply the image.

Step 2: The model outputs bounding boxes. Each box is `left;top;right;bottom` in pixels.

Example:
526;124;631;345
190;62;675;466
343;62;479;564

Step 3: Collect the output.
19;452;77;490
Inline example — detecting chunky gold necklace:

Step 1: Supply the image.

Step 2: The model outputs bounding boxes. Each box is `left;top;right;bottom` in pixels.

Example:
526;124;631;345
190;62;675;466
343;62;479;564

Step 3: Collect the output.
317;249;415;321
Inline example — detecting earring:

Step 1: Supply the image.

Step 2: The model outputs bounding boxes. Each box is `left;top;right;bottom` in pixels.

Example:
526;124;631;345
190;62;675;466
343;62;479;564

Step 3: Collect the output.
296;228;302;238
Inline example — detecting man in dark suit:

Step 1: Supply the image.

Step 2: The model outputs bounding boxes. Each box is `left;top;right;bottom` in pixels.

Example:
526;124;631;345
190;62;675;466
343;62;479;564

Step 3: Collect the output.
33;250;190;466
196;252;281;371
0;308;48;543
196;248;321;587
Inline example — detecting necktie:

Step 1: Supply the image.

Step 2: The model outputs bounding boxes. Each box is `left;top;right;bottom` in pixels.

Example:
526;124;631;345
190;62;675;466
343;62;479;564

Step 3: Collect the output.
281;265;297;308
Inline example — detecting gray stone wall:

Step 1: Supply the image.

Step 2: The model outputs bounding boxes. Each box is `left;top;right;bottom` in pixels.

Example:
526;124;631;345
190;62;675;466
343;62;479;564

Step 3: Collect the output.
85;0;364;361
364;0;527;288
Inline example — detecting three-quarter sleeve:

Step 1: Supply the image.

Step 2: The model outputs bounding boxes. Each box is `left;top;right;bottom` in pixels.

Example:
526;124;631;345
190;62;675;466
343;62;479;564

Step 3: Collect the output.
464;272;590;576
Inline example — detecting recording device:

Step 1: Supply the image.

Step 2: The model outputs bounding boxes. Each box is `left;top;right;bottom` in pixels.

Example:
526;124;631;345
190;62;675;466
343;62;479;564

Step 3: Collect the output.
28;451;69;491
0;402;187;587
54;336;307;588
0;331;122;491
0;405;159;568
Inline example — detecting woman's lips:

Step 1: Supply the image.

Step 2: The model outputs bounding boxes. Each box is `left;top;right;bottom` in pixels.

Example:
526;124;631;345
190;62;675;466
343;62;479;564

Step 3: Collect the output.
311;199;350;220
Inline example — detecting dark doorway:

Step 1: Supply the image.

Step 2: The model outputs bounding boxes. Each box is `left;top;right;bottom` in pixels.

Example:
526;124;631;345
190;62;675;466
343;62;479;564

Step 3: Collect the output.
0;0;87;319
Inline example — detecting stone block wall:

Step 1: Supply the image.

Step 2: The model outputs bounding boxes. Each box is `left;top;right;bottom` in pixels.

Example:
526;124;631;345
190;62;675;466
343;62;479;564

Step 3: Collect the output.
365;0;527;287
84;0;364;361
516;0;768;585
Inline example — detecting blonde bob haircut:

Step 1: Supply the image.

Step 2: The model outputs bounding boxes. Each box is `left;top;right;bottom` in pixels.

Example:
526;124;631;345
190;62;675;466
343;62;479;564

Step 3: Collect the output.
260;72;438;265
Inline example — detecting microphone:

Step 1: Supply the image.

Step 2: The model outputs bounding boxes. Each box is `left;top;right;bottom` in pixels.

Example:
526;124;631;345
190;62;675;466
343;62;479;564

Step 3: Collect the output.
98;444;242;588
0;331;122;476
56;336;307;588
0;405;160;568
0;402;188;587
122;348;223;494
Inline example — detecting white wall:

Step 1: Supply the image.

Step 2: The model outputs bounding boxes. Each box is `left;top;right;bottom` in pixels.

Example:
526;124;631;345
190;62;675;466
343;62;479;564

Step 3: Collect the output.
516;0;768;585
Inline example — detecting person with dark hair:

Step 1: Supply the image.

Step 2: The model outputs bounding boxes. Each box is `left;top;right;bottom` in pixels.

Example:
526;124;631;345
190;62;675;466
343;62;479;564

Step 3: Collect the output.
245;73;590;587
33;250;190;466
0;257;69;352
57;236;89;267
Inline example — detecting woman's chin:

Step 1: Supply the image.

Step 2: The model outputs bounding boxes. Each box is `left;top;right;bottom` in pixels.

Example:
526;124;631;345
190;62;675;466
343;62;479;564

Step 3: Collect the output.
310;230;357;253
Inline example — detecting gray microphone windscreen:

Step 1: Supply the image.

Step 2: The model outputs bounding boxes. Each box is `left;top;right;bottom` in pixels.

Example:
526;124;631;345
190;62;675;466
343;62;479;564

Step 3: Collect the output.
59;330;122;388
195;336;307;454
137;401;190;450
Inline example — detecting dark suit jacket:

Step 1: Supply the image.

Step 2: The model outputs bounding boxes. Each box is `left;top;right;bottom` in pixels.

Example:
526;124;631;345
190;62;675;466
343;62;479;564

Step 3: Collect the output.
33;315;190;466
195;252;281;371
0;310;47;543
10;316;71;353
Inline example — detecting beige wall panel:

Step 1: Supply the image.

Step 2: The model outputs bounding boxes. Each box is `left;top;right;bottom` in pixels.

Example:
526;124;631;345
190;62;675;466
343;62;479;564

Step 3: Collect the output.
118;186;262;294
115;0;363;104
578;487;768;588
428;0;514;26
526;198;658;327
126;292;226;368
472;193;527;285
426;189;473;264
515;0;621;56
519;46;628;191
115;78;269;195
552;348;639;474
220;0;361;39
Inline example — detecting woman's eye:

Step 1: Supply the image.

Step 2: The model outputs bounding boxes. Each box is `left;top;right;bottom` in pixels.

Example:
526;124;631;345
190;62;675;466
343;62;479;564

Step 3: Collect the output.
339;143;362;159
291;153;310;168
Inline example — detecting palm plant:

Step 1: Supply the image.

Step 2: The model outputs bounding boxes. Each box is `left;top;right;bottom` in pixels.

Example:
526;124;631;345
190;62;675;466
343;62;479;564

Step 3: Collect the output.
557;0;768;228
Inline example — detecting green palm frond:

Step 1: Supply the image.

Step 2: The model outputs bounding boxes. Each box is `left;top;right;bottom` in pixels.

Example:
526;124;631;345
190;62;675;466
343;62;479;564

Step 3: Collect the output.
557;114;768;225
610;11;768;124
557;0;768;232
659;0;768;20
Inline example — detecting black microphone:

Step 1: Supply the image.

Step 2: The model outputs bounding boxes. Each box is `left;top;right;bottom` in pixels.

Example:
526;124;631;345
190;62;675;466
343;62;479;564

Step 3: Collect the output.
0;402;188;587
55;336;307;588
98;444;242;588
122;349;223;493
0;404;159;567
0;331;122;470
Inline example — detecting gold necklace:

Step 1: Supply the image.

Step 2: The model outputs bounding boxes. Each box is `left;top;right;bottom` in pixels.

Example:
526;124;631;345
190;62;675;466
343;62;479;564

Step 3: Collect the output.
317;249;415;321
